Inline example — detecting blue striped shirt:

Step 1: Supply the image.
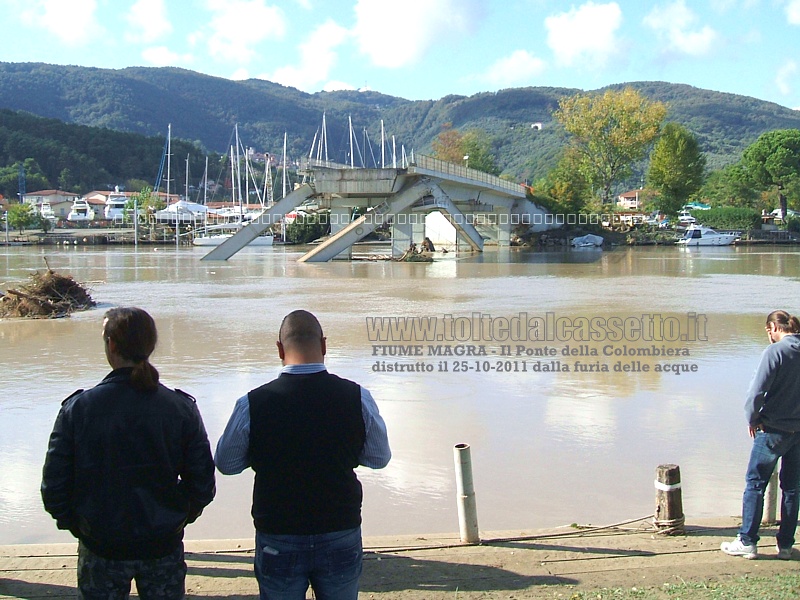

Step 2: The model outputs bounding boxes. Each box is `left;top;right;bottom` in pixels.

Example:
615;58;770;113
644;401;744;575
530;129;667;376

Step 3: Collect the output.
215;363;391;474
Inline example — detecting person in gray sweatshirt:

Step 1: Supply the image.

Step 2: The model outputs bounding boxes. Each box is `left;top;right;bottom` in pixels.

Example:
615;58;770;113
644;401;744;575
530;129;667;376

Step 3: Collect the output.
721;310;800;560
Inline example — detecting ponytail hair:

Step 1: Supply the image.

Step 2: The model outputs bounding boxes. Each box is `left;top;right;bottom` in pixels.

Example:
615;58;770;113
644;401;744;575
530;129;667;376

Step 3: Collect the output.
766;310;800;334
103;307;160;392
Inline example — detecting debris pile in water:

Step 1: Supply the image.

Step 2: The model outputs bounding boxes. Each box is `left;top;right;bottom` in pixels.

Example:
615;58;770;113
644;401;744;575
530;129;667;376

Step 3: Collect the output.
0;260;96;319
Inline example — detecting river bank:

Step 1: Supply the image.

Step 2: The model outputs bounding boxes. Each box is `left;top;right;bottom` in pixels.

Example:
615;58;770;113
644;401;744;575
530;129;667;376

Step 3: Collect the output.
2;517;798;599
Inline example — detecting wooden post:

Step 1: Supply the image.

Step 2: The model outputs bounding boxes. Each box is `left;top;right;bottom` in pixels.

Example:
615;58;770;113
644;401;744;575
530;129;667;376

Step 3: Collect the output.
453;443;480;543
762;461;779;526
654;464;685;534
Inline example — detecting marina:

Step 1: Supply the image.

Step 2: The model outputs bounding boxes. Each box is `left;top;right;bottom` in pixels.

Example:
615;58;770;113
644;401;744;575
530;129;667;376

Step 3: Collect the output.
2;243;800;547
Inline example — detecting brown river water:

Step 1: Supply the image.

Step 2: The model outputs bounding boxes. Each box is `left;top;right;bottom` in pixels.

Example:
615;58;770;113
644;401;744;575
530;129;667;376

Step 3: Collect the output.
2;243;800;545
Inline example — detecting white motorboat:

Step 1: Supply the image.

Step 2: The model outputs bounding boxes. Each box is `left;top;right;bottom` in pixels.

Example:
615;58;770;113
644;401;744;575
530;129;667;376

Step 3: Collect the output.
104;188;128;221
67;199;95;222
39;201;57;223
676;224;739;246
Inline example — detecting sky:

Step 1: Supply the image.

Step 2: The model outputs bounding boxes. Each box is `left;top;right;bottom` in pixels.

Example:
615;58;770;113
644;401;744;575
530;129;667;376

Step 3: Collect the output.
1;0;799;110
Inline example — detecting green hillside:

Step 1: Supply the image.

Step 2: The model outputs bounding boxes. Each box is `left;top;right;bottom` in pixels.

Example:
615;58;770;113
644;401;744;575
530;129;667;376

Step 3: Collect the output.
1;62;799;191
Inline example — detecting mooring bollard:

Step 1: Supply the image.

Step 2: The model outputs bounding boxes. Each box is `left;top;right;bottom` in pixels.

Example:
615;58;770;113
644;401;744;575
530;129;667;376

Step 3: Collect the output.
654;463;685;534
453;443;480;543
762;461;779;526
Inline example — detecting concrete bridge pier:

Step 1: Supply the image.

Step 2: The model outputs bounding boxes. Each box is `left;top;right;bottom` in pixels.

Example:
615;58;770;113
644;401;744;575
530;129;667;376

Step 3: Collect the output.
330;206;352;259
391;211;425;258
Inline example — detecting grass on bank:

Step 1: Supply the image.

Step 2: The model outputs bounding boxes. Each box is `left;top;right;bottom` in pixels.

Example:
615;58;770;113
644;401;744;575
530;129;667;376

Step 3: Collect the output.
555;572;800;599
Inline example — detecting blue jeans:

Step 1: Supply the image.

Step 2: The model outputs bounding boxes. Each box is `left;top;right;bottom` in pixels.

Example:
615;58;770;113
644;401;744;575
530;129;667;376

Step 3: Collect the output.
254;527;362;600
739;430;800;548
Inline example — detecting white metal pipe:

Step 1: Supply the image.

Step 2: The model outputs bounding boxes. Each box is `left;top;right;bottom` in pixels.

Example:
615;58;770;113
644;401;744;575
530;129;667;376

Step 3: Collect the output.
453;443;479;543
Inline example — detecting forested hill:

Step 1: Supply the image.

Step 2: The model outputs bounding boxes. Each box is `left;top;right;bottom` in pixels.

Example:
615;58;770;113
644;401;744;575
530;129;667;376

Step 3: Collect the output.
1;62;799;186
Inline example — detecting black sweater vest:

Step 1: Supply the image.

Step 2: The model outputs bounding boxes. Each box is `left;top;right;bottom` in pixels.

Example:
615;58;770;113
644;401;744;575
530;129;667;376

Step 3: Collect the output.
248;371;366;534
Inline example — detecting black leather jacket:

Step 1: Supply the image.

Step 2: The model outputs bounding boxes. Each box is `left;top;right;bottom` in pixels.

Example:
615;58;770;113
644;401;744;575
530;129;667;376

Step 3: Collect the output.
41;368;216;560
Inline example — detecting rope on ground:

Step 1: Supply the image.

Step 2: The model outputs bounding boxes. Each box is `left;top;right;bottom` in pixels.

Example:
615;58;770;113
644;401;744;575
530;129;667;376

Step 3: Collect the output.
362;515;657;555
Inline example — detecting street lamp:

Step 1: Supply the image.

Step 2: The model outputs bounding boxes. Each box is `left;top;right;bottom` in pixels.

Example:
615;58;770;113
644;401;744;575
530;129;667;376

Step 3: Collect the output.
463;155;469;169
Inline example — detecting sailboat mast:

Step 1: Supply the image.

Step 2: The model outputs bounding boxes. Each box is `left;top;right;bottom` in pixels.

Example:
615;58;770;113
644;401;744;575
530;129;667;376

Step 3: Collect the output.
166;123;172;204
322;113;329;161
282;132;288;199
234;125;243;220
349;115;354;168
381;120;386;168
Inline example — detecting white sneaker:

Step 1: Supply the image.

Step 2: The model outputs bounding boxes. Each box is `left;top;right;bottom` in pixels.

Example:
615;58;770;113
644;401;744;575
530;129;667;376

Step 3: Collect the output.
721;537;757;559
776;545;793;560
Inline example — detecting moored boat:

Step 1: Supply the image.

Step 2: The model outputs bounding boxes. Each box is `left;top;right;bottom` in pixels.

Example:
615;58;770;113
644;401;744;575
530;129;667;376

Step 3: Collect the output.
67;199;95;222
676;224;739;246
104;188;128;221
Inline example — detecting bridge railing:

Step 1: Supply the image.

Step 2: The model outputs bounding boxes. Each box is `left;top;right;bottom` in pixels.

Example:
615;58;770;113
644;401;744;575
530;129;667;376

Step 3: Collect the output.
410;154;525;195
299;155;526;196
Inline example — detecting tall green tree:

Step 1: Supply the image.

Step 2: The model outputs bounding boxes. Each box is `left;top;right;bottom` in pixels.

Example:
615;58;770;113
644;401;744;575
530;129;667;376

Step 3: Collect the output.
699;164;761;209
647;123;706;216
460;131;500;175
739;129;800;218
553;87;667;204
542;148;593;215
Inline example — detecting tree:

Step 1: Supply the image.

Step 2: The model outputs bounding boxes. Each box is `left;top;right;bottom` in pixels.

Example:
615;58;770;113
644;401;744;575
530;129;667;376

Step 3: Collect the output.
58;168;73;191
647;123;706;216
739;129;800;219
431;124;465;164
285;211;330;243
542;148;593;215
431;125;500;175
553;87;667;204
7;203;35;233
699;164;762;209
461;131;500;175
126;186;165;223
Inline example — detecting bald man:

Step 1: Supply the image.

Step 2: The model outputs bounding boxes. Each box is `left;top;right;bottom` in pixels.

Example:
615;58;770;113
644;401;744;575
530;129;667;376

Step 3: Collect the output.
215;310;391;600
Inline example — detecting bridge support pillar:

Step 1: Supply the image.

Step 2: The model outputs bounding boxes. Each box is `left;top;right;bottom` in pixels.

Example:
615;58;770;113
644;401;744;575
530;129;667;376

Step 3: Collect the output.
496;208;511;246
391;210;425;258
330;206;352;259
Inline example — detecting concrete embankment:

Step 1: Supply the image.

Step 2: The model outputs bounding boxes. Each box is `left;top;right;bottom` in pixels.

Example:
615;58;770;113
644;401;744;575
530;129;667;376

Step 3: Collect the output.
2;517;798;599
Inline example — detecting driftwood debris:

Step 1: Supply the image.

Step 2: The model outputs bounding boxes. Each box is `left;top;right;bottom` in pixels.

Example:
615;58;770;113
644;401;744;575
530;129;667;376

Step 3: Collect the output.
0;258;96;319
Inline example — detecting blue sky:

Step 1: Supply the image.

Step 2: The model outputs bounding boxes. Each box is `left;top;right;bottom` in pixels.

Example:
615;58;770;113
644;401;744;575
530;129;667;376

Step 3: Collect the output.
2;0;799;109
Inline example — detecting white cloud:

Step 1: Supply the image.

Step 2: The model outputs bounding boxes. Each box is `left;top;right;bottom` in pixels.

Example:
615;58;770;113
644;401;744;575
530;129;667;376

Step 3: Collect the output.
709;0;760;11
267;19;350;91
545;2;623;68
141;46;192;68
230;68;250;80
788;0;800;24
352;0;484;68
643;0;719;57
480;50;547;87
20;0;101;43
203;0;286;62
125;0;172;43
776;60;797;95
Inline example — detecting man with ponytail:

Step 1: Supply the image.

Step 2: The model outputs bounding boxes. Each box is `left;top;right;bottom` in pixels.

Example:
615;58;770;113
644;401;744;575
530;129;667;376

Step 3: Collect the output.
42;307;216;598
722;310;800;560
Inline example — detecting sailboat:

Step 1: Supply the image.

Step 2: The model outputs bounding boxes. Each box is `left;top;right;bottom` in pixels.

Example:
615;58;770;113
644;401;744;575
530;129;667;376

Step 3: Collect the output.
193;125;274;247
